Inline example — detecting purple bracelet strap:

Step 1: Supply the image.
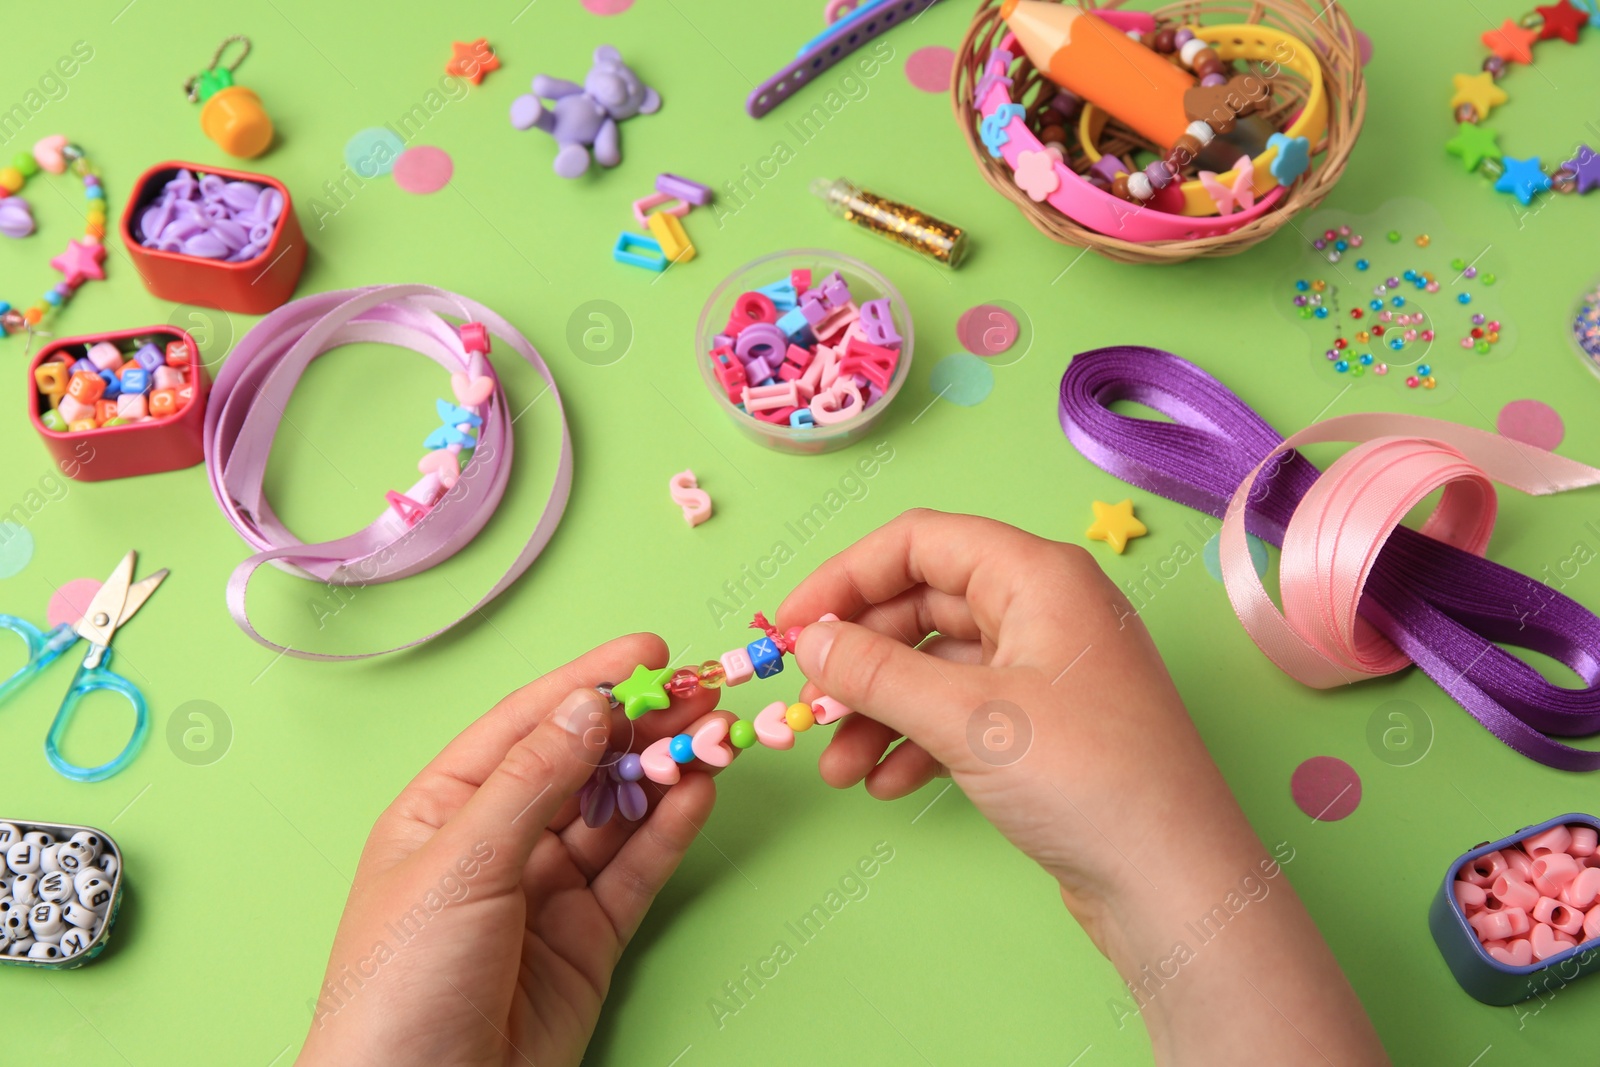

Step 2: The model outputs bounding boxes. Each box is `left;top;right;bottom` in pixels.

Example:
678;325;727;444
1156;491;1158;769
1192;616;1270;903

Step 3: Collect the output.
1059;345;1600;771
747;0;944;118
204;284;573;660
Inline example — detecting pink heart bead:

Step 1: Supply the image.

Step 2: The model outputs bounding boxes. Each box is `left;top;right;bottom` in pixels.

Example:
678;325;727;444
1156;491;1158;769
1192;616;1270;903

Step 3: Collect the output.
450;372;495;407
1486;938;1533;967
690;718;733;767
640;737;681;785
32;135;67;174
418;449;461;487
754;701;795;750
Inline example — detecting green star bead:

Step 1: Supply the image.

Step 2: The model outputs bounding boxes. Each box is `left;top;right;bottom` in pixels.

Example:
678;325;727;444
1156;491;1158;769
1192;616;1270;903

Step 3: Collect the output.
1446;122;1502;172
612;664;673;720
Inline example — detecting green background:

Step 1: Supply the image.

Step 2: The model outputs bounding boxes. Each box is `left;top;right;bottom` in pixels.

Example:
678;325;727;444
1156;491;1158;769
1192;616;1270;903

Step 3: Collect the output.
3;0;1599;1062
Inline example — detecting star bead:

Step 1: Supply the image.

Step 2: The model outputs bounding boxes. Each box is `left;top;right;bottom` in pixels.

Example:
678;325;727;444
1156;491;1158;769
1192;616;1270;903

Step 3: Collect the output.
612;664;673;720
1536;0;1587;41
1563;144;1600;193
446;39;499;85
1446;122;1502;171
1450;72;1508;120
1086;499;1147;555
49;237;106;287
1482;19;1538;63
1494;154;1553;205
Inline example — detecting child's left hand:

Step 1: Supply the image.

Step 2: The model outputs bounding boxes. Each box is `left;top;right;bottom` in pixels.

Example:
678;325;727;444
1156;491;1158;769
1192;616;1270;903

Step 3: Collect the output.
297;634;732;1067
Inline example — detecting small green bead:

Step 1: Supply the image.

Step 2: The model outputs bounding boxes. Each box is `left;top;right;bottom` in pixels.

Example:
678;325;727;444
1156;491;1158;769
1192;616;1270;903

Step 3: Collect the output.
729;719;757;749
12;153;36;177
1476;339;1491;353
1482;273;1497;285
1450;257;1466;271
1387;230;1401;242
1298;306;1314;319
1349;364;1365;377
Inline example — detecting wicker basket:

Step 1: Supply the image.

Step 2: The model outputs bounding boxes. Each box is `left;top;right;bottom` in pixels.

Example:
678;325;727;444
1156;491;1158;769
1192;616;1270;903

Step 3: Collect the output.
954;0;1366;264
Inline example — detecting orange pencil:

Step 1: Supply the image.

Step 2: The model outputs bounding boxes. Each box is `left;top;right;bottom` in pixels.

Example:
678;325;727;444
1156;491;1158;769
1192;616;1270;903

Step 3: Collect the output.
1000;0;1194;150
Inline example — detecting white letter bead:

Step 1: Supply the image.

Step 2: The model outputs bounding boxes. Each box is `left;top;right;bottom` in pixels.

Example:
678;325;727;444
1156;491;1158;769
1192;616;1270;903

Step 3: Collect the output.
72;868;104;894
5;842;40;875
37;872;72;904
39;844;61;873
59;928;92;956
1186;120;1215;146
55;843;90;874
67;832;103;862
719;648;755;686
11;874;39;904
27;941;62;960
0;825;18;848
78;878;112;912
0;912;23;940
28;901;64;940
95;852;118;878
21;831;52;849
6;938;34;956
61;902;98;930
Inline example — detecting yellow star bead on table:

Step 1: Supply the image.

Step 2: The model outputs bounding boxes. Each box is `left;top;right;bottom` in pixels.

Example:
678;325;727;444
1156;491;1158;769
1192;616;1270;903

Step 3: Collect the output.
1086;499;1147;554
1450;72;1508;121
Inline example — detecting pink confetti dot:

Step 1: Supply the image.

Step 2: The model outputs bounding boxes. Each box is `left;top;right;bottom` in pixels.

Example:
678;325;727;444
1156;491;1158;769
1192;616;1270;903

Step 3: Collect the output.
582;0;634;13
1497;399;1564;451
957;304;1020;356
393;146;454;195
1290;756;1362;821
47;578;102;630
904;46;955;94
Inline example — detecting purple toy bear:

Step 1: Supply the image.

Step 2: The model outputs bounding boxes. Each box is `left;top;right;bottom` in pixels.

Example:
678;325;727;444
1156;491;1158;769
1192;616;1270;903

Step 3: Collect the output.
509;45;661;179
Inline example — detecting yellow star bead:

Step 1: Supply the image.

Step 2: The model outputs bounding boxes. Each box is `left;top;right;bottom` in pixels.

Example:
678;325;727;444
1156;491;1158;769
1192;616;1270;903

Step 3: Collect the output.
1086;499;1147;554
1450;72;1508;121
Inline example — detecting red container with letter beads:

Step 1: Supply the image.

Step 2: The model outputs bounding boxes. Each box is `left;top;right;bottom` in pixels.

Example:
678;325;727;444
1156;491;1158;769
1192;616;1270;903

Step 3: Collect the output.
28;325;208;482
119;161;306;314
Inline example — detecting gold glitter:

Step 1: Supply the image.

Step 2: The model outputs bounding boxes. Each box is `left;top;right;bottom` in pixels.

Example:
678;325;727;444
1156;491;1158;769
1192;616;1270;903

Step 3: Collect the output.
812;177;967;268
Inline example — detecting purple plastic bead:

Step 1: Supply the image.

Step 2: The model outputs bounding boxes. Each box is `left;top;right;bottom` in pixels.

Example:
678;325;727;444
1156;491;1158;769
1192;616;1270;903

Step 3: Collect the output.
617;752;643;781
1200;73;1227;87
656;172;712;206
1088;154;1128;185
1463;266;1478;279
616;780;648;821
1174;27;1195;46
1144;160;1174;189
138;168;277;260
581;780;616;828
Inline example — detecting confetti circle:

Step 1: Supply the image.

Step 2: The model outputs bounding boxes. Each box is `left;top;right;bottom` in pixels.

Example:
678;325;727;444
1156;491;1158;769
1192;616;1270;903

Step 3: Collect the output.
904;46;955;93
1497;399;1564;451
930;353;994;407
582;0;634;13
0;524;34;579
1202;530;1269;582
392;146;454;194
1290;756;1362;821
957;304;1020;357
344;127;406;179
47;578;102;630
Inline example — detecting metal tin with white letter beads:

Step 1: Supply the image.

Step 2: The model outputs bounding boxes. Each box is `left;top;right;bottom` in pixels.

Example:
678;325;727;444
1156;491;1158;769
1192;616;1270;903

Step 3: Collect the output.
0;820;121;969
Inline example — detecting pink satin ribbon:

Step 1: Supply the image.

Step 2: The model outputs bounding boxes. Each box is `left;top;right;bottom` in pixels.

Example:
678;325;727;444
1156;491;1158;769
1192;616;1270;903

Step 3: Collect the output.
1221;414;1600;688
204;285;572;660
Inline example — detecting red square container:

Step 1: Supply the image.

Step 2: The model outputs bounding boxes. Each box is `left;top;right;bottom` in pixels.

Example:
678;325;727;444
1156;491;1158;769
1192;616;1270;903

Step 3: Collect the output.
29;326;208;482
120;161;306;314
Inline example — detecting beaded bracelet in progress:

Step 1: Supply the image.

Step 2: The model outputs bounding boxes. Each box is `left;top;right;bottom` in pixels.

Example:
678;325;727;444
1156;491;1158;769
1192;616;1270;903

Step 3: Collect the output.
578;613;851;828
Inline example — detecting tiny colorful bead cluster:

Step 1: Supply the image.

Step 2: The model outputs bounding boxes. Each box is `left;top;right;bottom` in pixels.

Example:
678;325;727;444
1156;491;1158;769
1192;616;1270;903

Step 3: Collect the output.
579;612;852;828
384;322;496;528
613;173;711;271
1291;227;1504;390
1;135;106;339
1573;275;1600;375
1446;0;1600;205
708;266;902;430
135;168;284;262
34;337;196;433
1454;822;1600;966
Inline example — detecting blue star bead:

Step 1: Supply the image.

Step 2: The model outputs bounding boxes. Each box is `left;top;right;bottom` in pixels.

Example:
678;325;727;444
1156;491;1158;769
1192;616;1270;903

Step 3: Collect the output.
1494;155;1552;206
1267;133;1311;184
1562;144;1600;195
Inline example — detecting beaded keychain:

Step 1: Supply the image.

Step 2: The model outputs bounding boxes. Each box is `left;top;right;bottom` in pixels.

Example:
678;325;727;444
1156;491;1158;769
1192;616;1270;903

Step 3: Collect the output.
0;137;107;340
578;612;851;827
1446;0;1600;204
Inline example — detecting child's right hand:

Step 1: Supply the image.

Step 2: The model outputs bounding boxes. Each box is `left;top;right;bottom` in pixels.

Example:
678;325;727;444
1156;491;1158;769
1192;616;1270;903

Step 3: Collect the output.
779;510;1388;1066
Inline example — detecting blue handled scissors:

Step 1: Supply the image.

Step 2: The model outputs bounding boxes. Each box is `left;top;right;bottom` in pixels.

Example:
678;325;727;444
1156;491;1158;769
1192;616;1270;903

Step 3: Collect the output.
0;551;168;782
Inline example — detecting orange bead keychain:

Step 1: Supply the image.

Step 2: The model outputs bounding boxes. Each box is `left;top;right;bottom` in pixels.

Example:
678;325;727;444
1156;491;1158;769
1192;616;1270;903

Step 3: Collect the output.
184;36;274;159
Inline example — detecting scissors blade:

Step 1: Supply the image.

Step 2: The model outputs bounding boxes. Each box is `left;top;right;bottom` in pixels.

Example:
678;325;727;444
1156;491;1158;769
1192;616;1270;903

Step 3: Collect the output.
73;551;137;647
116;569;168;629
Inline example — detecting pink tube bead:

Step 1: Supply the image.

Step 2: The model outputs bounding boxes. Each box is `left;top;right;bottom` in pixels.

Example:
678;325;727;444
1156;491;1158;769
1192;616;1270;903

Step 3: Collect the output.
1562;867;1600;909
1530;922;1577;961
640;737;681;785
1486;938;1534;967
1586;905;1600;941
1491;874;1539;912
1462;851;1508;887
1534;896;1586;936
811;696;852;726
1524;825;1573;858
753;701;795;750
1568;825;1599;857
1533;853;1581;896
1503;847;1537;880
1469;910;1516;942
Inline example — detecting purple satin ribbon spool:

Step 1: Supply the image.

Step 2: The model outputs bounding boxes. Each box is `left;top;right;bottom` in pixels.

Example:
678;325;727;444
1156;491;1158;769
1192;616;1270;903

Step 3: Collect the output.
1059;345;1600;771
205;285;572;660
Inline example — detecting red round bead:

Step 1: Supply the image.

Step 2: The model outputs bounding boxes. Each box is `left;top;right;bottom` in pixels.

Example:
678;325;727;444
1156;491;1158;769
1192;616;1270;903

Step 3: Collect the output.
667;667;700;698
1350;309;1363;319
1334;338;1348;349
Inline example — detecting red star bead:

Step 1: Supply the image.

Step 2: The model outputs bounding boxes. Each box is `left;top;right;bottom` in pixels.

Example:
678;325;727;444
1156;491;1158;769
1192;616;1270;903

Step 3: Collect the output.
1483;19;1538;63
49;238;106;287
1536;0;1587;42
446;39;499;85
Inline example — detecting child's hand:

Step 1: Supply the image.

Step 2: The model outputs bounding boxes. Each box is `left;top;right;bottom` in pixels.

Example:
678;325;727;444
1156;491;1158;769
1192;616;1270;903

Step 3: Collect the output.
297;634;732;1067
779;511;1388;1065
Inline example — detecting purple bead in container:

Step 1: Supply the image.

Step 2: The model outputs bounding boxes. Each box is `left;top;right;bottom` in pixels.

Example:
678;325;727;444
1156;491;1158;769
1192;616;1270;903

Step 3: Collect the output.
137;168;284;263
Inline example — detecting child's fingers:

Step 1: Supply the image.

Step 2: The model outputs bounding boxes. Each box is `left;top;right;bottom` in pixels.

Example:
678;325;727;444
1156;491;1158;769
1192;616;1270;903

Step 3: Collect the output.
850;586;983;647
818;713;902;788
590;772;717;945
864;739;944;800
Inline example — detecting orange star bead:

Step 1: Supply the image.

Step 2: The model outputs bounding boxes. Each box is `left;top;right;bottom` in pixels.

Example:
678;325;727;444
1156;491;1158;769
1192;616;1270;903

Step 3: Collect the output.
1482;19;1538;63
1536;0;1587;42
446;39;499;85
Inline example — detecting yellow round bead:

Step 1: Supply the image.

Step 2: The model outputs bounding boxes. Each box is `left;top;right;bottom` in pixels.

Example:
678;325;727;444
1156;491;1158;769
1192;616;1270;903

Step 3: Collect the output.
1311;280;1326;292
1355;330;1370;343
86;209;106;225
0;168;23;193
1415;234;1431;247
1422;375;1436;389
1486;331;1500;343
785;702;815;732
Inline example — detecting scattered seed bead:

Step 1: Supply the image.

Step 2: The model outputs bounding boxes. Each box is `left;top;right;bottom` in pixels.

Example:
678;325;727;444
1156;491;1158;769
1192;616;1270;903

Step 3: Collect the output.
1388;230;1401;242
1458;293;1472;304
1355;259;1369;270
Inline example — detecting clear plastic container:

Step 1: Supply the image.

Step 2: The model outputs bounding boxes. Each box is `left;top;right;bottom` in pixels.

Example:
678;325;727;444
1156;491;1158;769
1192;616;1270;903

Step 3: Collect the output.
696;249;913;455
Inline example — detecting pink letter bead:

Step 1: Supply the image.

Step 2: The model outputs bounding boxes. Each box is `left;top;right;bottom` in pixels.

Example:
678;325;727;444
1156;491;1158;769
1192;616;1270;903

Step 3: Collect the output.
1562;867;1600;909
1569;825;1599;857
753;701;795;750
86;342;122;371
719;648;754;687
640;737;681;785
1462;850;1507;887
690;718;733;767
810;381;864;426
1492;874;1538;912
1534;896;1586;936
1586;905;1600;941
1486;938;1534;967
1532;853;1581;896
1530;922;1578;961
116;393;148;420
811;696;852;725
1524;825;1573;858
1503;848;1536;880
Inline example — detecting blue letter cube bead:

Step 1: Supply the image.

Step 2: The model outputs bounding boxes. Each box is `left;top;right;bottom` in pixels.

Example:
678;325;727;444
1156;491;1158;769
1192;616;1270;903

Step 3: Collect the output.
747;637;783;678
97;370;120;400
121;368;150;395
134;344;165;373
